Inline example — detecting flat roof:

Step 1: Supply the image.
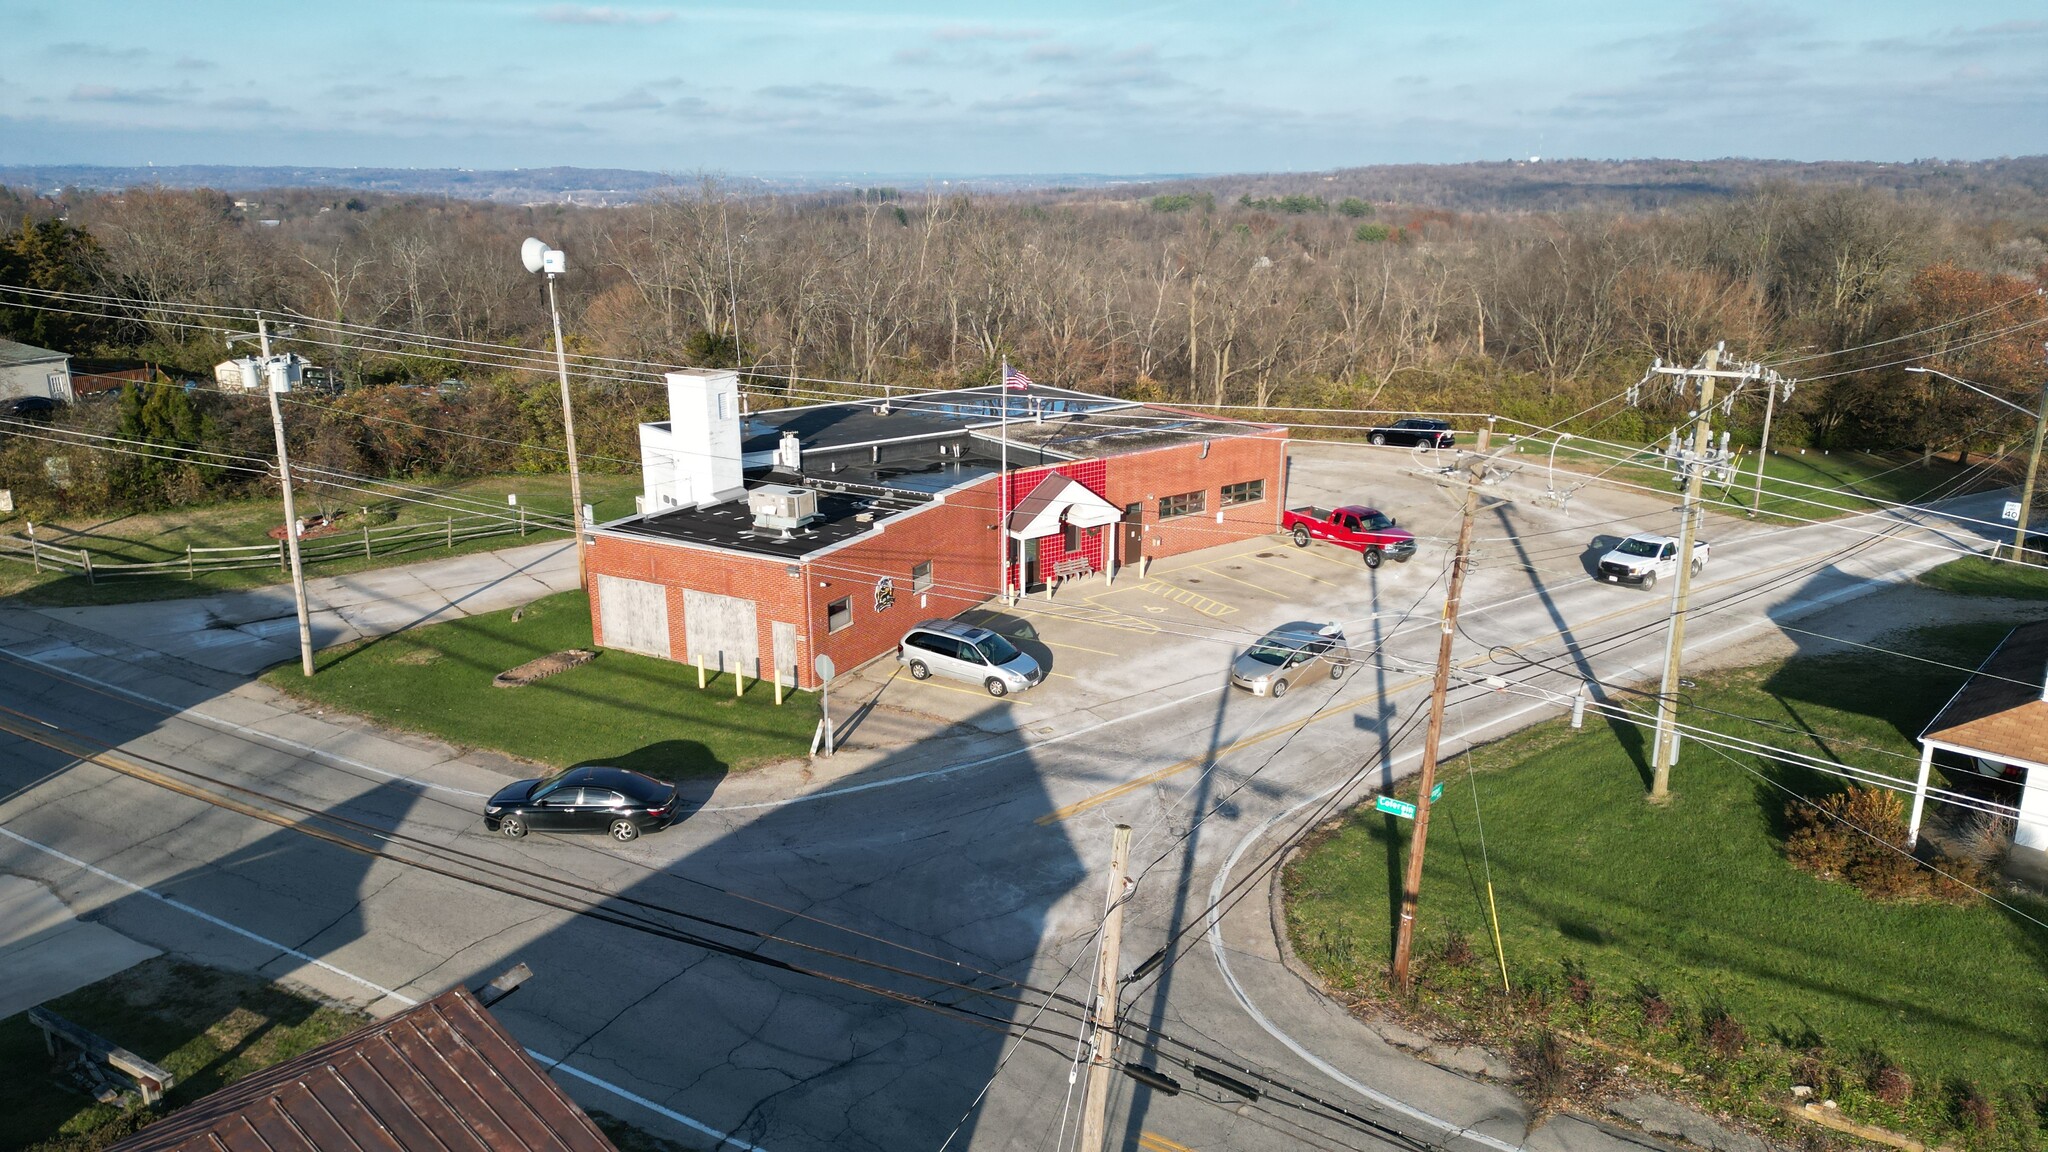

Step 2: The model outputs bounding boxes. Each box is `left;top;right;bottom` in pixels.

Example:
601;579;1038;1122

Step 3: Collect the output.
1922;621;2048;763
742;383;1136;454
605;479;930;560
991;407;1275;459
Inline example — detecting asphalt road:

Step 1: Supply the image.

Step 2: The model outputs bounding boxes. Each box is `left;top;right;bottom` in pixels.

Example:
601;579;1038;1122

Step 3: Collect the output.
0;446;2010;1152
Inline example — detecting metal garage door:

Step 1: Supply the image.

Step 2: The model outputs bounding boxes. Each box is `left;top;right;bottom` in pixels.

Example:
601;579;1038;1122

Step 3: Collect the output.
596;575;671;658
684;590;760;677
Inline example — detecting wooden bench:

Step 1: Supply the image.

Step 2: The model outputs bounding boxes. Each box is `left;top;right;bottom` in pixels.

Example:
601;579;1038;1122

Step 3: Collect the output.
28;1007;175;1105
1051;557;1095;583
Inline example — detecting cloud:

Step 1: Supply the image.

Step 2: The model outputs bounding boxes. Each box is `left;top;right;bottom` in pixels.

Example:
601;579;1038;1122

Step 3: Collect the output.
49;41;147;61
207;96;282;113
69;83;183;105
932;24;1049;43
173;55;216;71
536;5;674;25
582;87;663;112
757;83;898;110
1026;43;1080;63
891;46;934;66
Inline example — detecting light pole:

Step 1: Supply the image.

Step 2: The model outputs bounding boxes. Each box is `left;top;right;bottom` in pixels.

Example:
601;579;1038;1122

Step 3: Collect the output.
523;238;588;588
1546;432;1572;501
1905;363;2048;559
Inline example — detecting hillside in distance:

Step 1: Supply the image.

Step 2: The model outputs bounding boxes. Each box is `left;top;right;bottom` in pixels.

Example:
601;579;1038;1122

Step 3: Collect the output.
0;164;1187;205
4;157;2047;215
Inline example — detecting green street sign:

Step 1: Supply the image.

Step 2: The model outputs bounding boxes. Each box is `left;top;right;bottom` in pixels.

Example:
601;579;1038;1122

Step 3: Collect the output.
1376;783;1443;821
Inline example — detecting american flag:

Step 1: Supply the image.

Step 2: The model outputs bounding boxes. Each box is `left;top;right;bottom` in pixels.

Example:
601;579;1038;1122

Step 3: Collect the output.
1002;364;1034;391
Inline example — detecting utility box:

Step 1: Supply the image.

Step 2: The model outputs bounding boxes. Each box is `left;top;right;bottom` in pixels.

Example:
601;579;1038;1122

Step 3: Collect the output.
748;484;821;533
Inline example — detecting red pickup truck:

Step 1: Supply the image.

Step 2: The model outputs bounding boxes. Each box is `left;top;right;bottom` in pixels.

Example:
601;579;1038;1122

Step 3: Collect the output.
1282;505;1418;569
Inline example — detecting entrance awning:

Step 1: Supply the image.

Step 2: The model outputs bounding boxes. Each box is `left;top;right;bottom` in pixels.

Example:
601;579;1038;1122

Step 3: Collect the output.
1006;473;1121;539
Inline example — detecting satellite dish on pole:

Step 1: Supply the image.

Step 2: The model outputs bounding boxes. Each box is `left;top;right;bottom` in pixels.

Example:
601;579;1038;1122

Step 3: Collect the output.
520;237;549;274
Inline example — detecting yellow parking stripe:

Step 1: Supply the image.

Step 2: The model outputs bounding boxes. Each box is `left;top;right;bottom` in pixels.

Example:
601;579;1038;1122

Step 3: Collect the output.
910;679;1037;705
1244;551;1346;587
1193;563;1280;597
1142;580;1237;617
1139;1133;1198;1152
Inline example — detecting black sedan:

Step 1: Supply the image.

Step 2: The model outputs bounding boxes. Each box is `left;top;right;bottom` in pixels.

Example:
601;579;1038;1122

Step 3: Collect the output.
1366;417;1455;448
483;765;679;843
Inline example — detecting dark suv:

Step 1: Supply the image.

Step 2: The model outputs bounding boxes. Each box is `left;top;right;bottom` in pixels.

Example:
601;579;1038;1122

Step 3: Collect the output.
1366;417;1455;448
484;765;679;843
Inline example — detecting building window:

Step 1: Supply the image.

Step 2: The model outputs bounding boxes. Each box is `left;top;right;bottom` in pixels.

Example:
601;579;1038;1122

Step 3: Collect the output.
912;561;933;593
1158;490;1206;520
1221;479;1265;506
1062;522;1080;552
827;597;851;633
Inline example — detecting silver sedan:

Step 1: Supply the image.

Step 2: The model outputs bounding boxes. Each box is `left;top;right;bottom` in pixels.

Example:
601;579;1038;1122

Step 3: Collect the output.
1229;622;1351;699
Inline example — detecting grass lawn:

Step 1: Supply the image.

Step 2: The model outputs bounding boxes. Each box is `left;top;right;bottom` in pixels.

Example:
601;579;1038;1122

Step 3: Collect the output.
263;590;819;778
1285;620;2048;1146
0;472;643;607
0;957;369;1151
1532;440;1992;524
1919;554;2048;600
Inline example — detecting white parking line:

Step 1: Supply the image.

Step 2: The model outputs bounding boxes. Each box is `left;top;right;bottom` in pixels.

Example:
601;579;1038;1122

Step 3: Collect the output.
701;683;1227;813
0;823;771;1152
0;646;490;798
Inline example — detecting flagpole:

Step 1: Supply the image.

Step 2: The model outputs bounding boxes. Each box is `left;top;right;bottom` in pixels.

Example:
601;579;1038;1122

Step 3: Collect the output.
999;359;1010;604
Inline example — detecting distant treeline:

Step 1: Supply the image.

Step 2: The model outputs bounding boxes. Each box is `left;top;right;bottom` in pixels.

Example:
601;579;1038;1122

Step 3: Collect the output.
0;162;2043;517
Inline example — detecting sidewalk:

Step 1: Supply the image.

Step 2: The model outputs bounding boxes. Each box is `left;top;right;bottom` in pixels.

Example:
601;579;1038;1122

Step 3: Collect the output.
29;539;577;676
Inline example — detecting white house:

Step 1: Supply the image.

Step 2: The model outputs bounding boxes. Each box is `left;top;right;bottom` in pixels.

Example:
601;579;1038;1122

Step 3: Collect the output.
0;338;74;404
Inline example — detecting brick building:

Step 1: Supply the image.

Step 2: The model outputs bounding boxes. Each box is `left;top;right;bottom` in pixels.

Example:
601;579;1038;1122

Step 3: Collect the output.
585;370;1287;689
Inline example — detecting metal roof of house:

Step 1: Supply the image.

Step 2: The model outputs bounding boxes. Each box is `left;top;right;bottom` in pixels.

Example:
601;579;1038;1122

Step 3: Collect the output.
1921;622;2048;764
0;338;69;368
106;986;616;1152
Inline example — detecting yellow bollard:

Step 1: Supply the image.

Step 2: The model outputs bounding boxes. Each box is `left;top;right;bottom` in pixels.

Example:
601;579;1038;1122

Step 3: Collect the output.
774;672;784;706
735;667;745;698
696;656;705;690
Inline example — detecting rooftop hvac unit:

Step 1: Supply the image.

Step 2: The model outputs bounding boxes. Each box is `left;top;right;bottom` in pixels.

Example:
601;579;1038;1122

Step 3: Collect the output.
748;484;822;533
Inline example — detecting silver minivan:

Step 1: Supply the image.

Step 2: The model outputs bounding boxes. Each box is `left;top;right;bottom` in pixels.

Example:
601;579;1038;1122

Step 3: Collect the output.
898;619;1043;697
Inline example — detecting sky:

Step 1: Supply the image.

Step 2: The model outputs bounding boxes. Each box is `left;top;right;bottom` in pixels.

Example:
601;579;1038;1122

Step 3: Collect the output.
1;1;2045;175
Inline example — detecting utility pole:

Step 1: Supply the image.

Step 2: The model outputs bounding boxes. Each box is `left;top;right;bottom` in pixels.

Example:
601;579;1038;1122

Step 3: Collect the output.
1391;420;1492;994
260;314;316;678
1749;373;1781;518
2009;345;2048;561
1076;823;1133;1152
1650;345;1750;799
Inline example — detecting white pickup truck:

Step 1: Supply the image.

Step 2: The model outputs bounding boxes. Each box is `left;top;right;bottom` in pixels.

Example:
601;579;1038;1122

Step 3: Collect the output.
1596;533;1708;590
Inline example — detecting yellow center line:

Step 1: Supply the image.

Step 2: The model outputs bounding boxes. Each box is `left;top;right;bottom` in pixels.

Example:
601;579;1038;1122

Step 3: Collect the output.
1033;581;1712;825
1035;672;1431;825
1139;1132;1198;1152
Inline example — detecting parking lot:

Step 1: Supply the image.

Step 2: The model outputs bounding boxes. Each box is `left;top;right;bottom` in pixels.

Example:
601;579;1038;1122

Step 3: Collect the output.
827;441;1536;741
